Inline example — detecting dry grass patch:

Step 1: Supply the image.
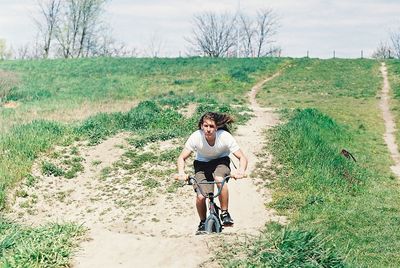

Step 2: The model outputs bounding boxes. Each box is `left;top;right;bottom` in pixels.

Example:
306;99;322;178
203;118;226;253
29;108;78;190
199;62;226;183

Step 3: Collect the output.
178;102;198;118
0;70;20;103
41;99;139;123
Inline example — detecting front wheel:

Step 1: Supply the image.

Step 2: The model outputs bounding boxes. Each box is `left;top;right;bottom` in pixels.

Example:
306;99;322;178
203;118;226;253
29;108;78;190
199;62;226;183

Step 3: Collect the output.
205;215;222;233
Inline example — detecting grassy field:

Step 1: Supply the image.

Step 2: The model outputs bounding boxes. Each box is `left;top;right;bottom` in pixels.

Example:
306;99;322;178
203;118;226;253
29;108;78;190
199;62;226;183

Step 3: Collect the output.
0;57;285;266
1;57;400;267
219;58;400;267
0;57;286;132
0;57;286;207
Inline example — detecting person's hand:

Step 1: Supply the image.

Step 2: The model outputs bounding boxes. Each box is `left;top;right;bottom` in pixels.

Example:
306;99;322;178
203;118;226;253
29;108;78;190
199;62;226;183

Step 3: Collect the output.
231;170;246;179
174;173;188;181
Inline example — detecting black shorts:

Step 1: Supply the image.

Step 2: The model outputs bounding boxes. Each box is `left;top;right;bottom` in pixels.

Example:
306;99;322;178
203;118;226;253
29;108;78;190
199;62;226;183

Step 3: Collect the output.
193;156;230;195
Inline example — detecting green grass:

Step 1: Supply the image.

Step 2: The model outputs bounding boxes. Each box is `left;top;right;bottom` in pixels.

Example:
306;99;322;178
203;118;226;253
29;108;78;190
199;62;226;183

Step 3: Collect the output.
220;223;346;267
0;218;85;267
0;92;252;210
266;109;400;267
245;58;400;267
0;57;286;132
2;57;399;267
0;57;284;209
0;57;287;267
0;121;66;209
259;58;389;173
41;161;65;177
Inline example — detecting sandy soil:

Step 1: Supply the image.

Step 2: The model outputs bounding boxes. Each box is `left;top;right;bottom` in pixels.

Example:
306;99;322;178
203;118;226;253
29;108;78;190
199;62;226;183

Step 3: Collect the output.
7;73;285;267
379;63;400;177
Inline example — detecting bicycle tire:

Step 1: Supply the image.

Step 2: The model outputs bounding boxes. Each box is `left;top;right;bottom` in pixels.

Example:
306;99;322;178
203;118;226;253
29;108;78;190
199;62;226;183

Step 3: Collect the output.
205;215;222;233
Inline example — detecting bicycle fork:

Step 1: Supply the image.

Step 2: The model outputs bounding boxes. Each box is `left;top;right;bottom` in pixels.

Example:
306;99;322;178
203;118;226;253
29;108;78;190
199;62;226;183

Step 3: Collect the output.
208;193;221;223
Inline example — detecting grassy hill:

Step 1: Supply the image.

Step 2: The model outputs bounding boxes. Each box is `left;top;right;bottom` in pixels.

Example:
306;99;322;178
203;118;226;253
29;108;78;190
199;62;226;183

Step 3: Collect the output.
221;58;400;267
1;57;400;267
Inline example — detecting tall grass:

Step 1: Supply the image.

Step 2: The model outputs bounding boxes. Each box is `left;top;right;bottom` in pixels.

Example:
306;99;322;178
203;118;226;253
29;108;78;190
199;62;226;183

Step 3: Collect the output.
0;121;65;209
221;223;347;267
263;109;400;267
222;58;400;267
270;109;366;199
0;218;85;267
0;70;20;101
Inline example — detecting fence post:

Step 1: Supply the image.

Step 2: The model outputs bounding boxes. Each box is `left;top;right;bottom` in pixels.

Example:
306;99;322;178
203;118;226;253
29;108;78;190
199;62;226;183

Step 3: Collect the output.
307;50;309;58
333;50;336;58
361;50;363;59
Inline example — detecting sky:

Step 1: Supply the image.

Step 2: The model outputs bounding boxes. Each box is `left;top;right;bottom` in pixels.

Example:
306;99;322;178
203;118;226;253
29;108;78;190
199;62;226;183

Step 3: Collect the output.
1;0;400;58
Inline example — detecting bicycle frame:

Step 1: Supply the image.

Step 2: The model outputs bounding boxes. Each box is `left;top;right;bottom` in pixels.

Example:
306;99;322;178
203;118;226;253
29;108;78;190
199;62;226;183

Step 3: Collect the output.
188;175;230;233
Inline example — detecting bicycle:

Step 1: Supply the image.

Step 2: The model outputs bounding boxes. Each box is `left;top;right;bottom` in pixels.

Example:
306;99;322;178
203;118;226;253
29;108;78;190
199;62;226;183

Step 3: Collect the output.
187;175;231;234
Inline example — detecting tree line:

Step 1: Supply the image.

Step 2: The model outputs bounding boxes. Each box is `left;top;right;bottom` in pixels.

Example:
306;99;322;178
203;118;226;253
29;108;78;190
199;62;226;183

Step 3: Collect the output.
0;1;280;60
186;8;280;58
372;30;400;59
31;0;134;59
2;0;135;60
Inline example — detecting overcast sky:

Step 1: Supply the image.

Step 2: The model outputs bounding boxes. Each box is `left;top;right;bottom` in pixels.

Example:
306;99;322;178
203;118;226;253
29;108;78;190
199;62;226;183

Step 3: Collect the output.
1;0;400;58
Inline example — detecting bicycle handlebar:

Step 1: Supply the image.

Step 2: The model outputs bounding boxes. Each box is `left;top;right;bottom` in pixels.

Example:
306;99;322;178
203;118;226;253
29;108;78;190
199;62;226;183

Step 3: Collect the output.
187;175;230;199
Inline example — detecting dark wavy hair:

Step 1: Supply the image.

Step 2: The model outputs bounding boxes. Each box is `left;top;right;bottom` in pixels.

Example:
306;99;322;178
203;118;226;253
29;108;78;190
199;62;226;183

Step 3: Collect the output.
198;112;234;133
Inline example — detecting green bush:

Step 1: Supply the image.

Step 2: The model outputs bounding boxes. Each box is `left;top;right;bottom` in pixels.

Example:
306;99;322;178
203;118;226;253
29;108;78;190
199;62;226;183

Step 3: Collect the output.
41;161;64;177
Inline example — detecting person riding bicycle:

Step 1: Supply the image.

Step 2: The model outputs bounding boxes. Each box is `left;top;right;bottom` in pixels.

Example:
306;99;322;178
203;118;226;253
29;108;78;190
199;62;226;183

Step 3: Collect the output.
177;112;248;233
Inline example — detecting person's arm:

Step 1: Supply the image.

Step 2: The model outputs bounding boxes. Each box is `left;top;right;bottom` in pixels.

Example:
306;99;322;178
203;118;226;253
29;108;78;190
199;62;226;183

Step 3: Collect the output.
176;148;192;180
232;149;247;179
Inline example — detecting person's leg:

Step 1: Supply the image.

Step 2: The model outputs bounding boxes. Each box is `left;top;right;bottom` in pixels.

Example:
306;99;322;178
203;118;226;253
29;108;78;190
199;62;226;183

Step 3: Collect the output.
214;174;229;211
196;194;207;221
214;162;233;226
194;171;212;221
194;170;213;233
214;163;230;210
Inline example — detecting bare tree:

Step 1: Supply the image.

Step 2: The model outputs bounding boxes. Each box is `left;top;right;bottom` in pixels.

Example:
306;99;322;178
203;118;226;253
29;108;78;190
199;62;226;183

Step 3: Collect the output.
145;32;164;57
390;31;400;59
372;41;392;59
87;26;137;57
192;9;280;58
0;39;13;60
17;44;30;60
187;12;237;57
34;0;62;58
55;0;107;58
254;8;278;57
239;13;256;57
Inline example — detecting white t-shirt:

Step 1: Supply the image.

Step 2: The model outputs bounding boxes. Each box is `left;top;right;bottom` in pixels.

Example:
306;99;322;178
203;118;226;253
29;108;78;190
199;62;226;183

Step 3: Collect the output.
185;130;240;162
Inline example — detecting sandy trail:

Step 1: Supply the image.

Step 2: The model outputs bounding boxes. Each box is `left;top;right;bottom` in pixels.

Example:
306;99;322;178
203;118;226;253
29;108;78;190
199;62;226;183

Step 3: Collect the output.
379;63;400;177
73;74;285;267
73;75;283;267
7;72;284;267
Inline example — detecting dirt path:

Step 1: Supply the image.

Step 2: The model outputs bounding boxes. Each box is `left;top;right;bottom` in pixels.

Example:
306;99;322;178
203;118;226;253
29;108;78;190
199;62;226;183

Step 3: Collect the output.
7;73;284;267
72;75;284;267
379;63;400;177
